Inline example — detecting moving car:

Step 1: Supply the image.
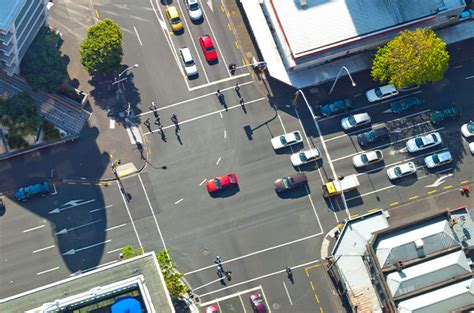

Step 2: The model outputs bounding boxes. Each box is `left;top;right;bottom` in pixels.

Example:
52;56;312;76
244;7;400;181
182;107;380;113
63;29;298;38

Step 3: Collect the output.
352;150;383;168
206;173;238;193
406;132;442;153
15;182;50;201
387;162;417;180
250;293;267;313
320;99;352;117
274;173;307;193
424;150;452;168
290;148;321;166
366;84;399;102
185;0;203;21
461;121;474;138
205;305;219;313
199;35;217;62
271;131;302;150
357;127;390;147
179;47;198;77
165;6;183;32
430;105;460;125
341;113;371;130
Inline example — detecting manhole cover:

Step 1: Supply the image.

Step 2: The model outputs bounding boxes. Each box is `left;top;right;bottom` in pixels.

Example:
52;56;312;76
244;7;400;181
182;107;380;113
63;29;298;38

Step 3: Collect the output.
272;302;281;310
201;249;209;255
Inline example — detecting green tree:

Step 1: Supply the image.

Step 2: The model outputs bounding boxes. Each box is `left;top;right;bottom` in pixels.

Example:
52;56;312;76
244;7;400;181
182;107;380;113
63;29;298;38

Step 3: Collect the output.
80;18;123;74
21;27;68;93
371;28;449;88
0;92;42;136
120;245;144;260
157;249;188;299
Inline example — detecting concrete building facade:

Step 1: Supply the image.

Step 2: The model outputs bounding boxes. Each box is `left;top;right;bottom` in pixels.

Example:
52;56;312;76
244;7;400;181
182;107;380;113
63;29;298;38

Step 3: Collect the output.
0;0;49;75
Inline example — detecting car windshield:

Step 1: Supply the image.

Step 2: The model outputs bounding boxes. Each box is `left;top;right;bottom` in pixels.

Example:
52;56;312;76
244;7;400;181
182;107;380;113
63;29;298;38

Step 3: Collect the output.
253;298;263;304
299;152;308;162
361;154;369;164
468;122;474;132
280;136;287;145
394;167;402;176
348;115;356;126
185;59;195;66
190;3;199;10
172;17;181;24
206;45;214;52
294;132;301;140
282;178;290;189
366;132;376;142
432;154;440;164
415;137;424;148
214;179;221;189
374;88;383;97
229;175;235;183
431;134;438;142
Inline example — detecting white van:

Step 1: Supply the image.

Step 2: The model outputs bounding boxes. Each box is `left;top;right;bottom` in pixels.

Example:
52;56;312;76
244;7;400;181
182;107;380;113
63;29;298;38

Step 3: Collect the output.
179;47;198;77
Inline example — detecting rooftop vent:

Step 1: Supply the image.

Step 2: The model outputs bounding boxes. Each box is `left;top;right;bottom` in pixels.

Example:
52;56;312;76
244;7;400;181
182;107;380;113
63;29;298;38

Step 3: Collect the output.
415;239;424;249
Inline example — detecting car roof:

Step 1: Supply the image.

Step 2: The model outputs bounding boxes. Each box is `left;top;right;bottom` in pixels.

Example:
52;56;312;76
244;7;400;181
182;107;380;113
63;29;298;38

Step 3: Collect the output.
289;172;307;183
380;84;396;92
180;47;192;60
167;6;179;17
398;162;414;172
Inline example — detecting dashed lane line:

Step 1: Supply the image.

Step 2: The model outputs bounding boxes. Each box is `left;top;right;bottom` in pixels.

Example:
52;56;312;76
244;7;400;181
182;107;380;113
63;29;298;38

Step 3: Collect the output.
443;185;454;189
427;189;438;195
408;195;419;200
390;201;400;207
33;245;55;254
174;198;184;205
23;224;46;233
37;266;60;276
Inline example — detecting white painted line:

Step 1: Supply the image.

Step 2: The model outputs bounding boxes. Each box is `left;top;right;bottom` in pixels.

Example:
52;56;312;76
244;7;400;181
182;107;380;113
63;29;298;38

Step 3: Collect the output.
224;130;227;139
109;118;116;129
345;185;396;202
454;65;463;69
216;157;221;165
200;286;262;306
37;266;60;276
219;112;223;118
138;174;168;250
184;232;323;276
260;287;272;313
466;75;474;80
199;179;207;186
23;224;45;233
107;247;124;254
238;295;247;313
51;183;58;196
175;198;184;205
283;282;293;305
276;110;286;134
117;181;143;249
89;204;113;213
33;245;55;254
79;260;119;274
105;223;127;232
188;73;250;91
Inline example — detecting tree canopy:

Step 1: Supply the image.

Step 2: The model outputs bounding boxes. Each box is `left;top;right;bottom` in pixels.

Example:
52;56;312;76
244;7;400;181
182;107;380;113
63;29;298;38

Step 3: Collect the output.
371;28;449;88
80;18;123;74
21;27;68;93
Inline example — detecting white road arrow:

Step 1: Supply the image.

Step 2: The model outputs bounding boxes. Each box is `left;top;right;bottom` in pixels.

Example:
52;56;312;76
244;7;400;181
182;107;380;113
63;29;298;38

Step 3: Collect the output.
425;173;453;188
157;17;168;31
207;0;214;12
63;239;111;256
49;199;96;214
56;219;103;235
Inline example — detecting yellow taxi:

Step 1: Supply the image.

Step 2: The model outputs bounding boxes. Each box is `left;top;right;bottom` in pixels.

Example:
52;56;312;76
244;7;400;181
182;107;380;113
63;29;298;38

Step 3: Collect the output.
166;6;183;32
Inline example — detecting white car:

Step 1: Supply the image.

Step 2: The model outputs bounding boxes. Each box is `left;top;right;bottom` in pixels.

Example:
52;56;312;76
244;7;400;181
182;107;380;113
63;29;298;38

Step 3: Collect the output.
179;47;198;77
387;162;417;180
470;142;474;155
186;0;203;21
352;150;383;168
341;113;371;130
461;121;474;138
424;150;452;168
406;132;442;153
366;84;399;102
291;148;321;166
271;131;302;150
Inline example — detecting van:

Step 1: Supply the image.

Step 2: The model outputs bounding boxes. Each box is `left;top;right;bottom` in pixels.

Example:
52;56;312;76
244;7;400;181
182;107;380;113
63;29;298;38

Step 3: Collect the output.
179;47;198;77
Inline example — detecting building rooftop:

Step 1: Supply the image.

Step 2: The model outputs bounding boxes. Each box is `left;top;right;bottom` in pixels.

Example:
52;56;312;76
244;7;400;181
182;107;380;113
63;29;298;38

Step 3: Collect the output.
0;252;174;313
0;0;25;30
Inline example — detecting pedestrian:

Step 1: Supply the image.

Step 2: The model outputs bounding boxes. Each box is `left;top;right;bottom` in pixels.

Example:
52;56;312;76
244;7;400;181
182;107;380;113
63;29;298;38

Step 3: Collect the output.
216;89;221;96
150;102;157;111
153;110;160;119
215;256;222;264
240;98;245;106
144;118;150;127
225;270;232;281
235;83;240;93
217;264;224;275
171;113;178;124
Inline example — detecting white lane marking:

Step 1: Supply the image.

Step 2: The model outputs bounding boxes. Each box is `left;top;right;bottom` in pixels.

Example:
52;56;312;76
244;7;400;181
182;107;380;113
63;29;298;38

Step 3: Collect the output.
188;73;250;91
216;157;221;165
224;130;227;139
117;181;143;249
49;199;96;214
465;75;474;79
283;282;293;305
37;266;60;276
276;110;287;134
133;26;143;46
184;232;323;276
33;245;55;254
89;204;113;213
198;260;320;298
105;223;127;232
63;239;111;255
199;178;207;186
138;174;168;250
238;295;247;313
331;127;445;163
137;80;254;117
77;260;118;275
219;112;223;118
260;287;272;312
200;286;262;306
56;219;103;235
425;173;453;188
107;247;124;254
51;183;58;196
207;0;214;12
175;198;184;205
143;97;266;136
23;224;45;233
454;65;463;69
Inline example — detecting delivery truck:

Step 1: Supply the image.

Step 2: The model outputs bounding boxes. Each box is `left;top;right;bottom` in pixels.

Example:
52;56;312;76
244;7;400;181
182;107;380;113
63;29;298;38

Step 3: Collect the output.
322;174;360;198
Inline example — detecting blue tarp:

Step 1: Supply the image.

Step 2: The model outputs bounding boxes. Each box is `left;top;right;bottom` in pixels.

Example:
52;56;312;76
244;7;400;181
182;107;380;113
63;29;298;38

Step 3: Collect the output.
111;297;142;313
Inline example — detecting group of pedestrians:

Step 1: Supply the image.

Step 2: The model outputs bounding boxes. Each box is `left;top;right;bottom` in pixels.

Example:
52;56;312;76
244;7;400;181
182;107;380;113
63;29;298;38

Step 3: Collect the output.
143;102;181;142
216;83;246;112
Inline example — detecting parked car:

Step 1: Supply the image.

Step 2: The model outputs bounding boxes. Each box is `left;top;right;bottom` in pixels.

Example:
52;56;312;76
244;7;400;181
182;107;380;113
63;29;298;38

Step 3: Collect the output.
205;305;219;313
406;132;442;153
206;173;238;193
461;121;474;138
430;105;460;125
179;47;198;77
274;173;307;193
341;113;371;130
469;142;474;155
271;131;302;150
352;150;383;168
199;35;217;62
185;0;203;21
424;151;452;168
165;6;183;32
15;182;50;201
250;293;267;313
290;148;321;166
366;84;399;102
387;162;417;180
357;127;390;147
320;99;352;117
384;97;423;114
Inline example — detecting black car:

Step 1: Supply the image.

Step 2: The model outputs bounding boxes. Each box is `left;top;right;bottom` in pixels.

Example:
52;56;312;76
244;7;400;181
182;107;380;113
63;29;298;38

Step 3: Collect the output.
357;127;390;146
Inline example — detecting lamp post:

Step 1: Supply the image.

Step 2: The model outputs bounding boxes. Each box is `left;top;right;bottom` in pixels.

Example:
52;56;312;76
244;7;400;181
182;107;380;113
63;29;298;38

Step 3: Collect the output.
111;64;139;118
328;66;356;96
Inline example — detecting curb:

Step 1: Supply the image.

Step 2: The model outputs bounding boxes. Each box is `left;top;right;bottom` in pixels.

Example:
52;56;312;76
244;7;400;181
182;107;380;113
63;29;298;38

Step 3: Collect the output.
320;227;339;260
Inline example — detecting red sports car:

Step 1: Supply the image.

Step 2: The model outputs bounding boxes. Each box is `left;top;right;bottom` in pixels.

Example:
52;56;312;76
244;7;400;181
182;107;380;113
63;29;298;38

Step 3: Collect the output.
206;173;238;193
199;34;218;62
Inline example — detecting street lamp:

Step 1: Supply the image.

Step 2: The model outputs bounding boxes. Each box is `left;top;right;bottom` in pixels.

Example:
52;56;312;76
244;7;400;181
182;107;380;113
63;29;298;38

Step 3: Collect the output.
328;66;356;96
112;64;139;85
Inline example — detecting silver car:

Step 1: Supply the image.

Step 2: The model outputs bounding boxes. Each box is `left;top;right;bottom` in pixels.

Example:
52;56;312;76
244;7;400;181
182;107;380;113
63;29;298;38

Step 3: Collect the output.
341;113;371;130
405;132;442;153
179;47;198;78
186;0;203;21
352;150;383;168
387;162;417;180
291;148;321;166
424;150;452;168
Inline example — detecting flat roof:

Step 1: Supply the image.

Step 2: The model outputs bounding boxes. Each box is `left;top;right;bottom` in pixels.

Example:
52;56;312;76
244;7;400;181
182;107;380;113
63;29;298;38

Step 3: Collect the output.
0;0;25;30
270;0;445;58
